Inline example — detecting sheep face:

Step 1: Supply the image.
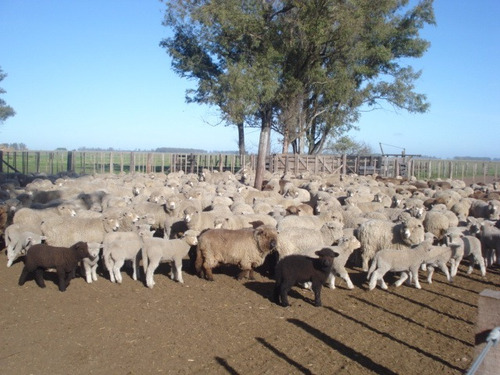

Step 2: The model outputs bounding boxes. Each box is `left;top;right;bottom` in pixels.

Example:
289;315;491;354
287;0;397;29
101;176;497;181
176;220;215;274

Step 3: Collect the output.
399;219;425;246
72;241;94;261
253;225;278;255
314;248;339;271
183;230;199;246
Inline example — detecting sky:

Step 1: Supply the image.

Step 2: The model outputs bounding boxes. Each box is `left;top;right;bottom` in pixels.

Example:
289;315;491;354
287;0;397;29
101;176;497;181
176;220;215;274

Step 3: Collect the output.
0;0;499;159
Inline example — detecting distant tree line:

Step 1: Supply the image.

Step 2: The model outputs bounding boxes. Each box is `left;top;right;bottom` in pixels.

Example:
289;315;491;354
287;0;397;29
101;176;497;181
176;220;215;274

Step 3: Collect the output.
0;143;27;151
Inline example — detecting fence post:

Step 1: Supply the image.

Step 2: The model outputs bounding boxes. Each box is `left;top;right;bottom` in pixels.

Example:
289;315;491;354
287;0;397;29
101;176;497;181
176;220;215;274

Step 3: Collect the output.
470;290;500;375
130;152;135;173
66;151;74;172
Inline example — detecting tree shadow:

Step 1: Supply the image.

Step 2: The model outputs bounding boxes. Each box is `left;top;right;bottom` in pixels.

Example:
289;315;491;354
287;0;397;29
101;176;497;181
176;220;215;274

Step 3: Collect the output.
255;337;313;374
287;318;398;375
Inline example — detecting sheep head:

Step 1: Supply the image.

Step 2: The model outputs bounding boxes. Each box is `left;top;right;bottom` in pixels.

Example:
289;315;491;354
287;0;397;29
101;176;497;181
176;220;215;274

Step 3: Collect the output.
71;241;94;261
314;248;339;271
399;218;425;246
253;225;278;255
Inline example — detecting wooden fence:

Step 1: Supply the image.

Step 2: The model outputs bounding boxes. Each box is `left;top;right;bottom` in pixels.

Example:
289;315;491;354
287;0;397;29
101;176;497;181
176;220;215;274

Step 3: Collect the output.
0;150;498;183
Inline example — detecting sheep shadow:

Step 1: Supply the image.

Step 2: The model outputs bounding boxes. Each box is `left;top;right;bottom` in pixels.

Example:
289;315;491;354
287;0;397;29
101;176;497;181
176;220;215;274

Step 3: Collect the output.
244;280;316;306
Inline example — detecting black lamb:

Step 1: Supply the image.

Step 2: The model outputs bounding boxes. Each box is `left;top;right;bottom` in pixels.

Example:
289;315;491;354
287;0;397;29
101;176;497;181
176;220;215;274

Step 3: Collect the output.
273;248;339;307
18;241;94;292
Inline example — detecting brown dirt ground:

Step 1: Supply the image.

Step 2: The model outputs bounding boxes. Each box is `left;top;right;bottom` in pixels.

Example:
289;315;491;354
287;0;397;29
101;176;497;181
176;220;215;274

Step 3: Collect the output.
1;249;499;375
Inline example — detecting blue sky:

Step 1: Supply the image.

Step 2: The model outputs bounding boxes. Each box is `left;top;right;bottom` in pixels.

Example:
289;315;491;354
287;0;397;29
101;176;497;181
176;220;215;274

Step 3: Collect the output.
0;0;499;158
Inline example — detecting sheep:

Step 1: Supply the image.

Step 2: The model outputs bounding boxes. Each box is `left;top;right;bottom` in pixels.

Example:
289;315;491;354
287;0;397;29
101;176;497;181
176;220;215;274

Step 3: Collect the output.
81;242;103;283
444;229;486;276
277;214;335;232
276;221;344;259
324;235;361;289
419;244;458;285
18;241;94;292
357;217;426;271
183;207;225;233
273;248;339;307
140;229;199;288
12;204;76;232
102;226;151;283
479;222;500;267
219;213;277;230
195;225;278;281
469;199;500;220
5;227;47;267
366;239;434;290
40;215;120;247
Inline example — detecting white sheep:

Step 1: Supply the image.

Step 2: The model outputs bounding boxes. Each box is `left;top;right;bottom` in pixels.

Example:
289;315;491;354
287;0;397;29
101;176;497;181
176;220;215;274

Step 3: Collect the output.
220;213;277;230
444;228;486;276
140;229;199;288
276;221;344;259
183;207;225;233
357;217;426;271
5;226;47;267
367;239;434;290
82;242;103;283
102;225;151;283
41;215;120;247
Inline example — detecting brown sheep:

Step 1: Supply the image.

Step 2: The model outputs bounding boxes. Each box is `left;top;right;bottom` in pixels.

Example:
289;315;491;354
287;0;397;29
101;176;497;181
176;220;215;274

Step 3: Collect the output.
18;241;94;292
273;248;339;307
195;225;278;281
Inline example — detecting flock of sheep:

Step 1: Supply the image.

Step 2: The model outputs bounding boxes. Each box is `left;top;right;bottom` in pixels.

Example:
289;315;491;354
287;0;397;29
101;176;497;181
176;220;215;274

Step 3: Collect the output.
1;167;499;306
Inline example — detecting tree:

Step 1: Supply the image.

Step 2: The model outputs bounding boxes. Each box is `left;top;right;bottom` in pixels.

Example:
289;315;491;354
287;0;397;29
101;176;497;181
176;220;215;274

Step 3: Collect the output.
272;0;435;154
160;1;435;187
0;67;15;123
324;136;373;155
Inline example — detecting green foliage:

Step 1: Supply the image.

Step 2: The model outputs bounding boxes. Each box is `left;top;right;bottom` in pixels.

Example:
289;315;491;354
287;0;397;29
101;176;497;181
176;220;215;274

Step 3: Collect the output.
0;67;16;124
160;0;435;157
324;136;373;155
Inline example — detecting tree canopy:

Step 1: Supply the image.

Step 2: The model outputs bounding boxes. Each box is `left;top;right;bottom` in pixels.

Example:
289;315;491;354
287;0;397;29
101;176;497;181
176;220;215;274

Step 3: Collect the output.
160;0;435;188
0;67;16;124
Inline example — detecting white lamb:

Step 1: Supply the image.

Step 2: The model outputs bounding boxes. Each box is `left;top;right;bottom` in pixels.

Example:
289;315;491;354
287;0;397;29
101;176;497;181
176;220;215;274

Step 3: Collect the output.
444;228;486;276
82;242;103;283
367;239;434;290
102;225;151;283
140;229;199;288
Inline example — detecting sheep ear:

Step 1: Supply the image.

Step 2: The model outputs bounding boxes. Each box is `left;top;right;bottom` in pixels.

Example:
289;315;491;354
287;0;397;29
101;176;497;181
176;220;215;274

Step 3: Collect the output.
24;236;33;247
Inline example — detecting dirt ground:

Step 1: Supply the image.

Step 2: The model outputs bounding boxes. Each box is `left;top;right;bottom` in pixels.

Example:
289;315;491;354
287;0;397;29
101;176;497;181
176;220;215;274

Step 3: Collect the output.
1;249;499;375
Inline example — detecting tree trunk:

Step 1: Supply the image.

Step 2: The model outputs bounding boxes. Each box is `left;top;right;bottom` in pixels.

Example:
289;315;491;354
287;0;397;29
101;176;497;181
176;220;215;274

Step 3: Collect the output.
254;108;272;190
237;122;245;155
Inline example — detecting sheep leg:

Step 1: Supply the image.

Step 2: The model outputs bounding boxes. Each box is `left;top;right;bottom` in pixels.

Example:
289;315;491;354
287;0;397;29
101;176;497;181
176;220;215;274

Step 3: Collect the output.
91;264;98;281
311;282;323;307
18;266;30;286
34;268;46;288
361;255;370;272
394;272;408;287
57;269;67;292
325;273;336;289
476;256;487;276
368;270;381;290
410;266;422;289
146;261;159;288
335;269;354;289
83;263;93;284
203;264;214;281
173;259;183;283
450;258;460;278
438;262;451;282
131;259;138;281
426;266;435;284
113;259;125;284
104;254;116;283
279;283;293;307
237;269;251;280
